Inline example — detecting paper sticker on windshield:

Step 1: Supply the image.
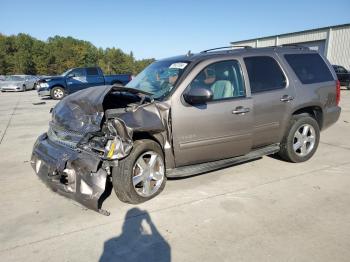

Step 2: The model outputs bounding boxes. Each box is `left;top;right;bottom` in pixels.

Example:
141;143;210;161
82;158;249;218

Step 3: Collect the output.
169;62;188;69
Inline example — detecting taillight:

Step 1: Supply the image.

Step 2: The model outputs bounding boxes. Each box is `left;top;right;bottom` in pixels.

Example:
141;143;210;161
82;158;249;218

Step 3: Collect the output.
336;80;340;106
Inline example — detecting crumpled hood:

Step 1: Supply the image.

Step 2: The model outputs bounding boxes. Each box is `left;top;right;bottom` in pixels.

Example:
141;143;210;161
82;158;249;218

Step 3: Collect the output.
51;85;153;134
52;85;110;134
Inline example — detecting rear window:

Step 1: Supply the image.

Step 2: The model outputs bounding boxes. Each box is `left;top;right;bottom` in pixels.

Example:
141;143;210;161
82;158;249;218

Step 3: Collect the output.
244;56;286;93
86;68;99;76
285;53;333;84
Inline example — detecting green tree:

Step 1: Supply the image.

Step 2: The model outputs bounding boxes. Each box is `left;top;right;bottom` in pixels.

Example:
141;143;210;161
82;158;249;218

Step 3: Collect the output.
0;33;154;76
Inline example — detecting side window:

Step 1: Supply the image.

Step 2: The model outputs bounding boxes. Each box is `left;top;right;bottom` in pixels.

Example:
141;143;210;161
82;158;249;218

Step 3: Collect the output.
284;53;333;84
244;56;286;93
86;67;99;76
187;60;246;100
339;66;348;73
70;68;86;77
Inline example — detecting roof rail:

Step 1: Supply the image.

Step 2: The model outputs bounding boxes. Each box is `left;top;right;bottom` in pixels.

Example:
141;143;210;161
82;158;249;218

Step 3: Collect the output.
200;46;252;53
278;44;310;50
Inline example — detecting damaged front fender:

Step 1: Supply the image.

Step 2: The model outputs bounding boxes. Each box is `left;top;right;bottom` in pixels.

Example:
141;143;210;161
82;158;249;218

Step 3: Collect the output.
31;85;174;214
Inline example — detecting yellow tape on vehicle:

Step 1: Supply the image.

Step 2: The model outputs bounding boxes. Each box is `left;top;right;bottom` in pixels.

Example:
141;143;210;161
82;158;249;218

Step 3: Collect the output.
107;142;116;159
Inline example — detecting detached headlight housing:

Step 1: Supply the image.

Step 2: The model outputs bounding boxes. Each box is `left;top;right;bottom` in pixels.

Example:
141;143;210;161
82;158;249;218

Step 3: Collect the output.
104;138;123;160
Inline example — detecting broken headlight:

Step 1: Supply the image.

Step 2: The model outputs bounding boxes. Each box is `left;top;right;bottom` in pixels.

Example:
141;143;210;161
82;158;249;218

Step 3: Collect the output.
104;137;126;160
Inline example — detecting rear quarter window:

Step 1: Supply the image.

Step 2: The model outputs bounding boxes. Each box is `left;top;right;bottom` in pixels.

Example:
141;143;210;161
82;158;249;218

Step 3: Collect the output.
284;53;333;84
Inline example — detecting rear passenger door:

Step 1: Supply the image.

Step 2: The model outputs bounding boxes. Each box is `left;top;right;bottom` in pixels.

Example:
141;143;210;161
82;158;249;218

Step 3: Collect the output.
243;55;296;148
86;67;105;88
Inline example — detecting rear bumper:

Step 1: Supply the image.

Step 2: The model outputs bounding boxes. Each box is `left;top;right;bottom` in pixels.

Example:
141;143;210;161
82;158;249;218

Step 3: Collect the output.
31;133;110;215
1;87;23;92
322;106;341;130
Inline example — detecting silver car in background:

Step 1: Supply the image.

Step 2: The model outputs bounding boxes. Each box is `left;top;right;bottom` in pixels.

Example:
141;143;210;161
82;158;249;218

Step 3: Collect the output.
0;75;39;92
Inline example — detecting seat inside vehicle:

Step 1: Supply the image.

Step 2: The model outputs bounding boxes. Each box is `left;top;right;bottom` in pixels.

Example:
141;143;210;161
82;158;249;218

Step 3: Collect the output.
210;69;234;99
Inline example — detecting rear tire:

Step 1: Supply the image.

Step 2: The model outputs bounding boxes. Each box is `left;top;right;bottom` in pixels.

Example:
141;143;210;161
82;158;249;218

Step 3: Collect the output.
278;115;320;163
112;139;166;204
50;86;65;100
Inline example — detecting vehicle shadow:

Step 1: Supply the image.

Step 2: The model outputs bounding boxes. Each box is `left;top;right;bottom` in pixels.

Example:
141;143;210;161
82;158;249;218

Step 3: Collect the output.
99;208;171;262
40;97;52;100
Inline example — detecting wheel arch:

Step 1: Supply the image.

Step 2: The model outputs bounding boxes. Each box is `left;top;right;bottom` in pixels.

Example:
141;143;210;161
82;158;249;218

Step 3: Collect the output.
51;84;65;90
132;132;164;151
292;105;323;130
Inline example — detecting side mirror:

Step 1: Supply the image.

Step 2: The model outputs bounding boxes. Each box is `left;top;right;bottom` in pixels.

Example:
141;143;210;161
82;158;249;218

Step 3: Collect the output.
183;87;213;105
67;73;75;78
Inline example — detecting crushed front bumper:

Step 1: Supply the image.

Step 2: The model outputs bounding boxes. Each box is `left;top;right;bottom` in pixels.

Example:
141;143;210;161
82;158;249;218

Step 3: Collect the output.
38;90;50;96
37;87;50;97
31;133;111;215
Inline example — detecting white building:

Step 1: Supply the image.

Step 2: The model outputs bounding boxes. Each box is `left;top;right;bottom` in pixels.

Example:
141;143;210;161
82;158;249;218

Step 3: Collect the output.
231;23;350;69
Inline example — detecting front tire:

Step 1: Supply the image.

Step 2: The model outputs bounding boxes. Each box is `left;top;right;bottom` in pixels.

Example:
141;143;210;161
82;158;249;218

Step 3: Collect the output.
112;139;166;204
278;115;320;163
50;86;65;100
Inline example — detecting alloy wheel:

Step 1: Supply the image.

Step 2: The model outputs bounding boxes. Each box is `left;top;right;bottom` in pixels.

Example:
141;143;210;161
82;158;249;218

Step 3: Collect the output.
132;151;165;197
53;88;64;99
293;124;316;157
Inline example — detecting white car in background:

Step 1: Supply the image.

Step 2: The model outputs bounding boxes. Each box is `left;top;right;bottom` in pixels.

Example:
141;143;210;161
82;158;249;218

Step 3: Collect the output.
0;75;39;92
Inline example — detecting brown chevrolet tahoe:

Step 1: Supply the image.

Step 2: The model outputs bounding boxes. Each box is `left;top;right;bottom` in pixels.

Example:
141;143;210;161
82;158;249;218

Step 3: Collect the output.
31;46;341;215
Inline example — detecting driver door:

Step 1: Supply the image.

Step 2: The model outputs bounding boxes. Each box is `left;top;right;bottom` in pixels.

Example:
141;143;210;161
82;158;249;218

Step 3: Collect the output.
66;68;88;93
171;59;253;167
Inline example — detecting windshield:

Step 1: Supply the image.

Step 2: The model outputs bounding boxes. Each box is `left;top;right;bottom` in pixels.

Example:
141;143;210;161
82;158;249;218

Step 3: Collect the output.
126;60;189;99
61;69;72;76
5;75;25;81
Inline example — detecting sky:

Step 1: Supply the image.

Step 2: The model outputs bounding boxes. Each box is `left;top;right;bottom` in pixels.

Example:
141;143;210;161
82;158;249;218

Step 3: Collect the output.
0;0;349;60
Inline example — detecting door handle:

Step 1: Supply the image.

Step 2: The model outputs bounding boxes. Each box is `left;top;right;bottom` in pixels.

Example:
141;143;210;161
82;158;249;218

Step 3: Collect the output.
232;106;250;115
280;95;294;102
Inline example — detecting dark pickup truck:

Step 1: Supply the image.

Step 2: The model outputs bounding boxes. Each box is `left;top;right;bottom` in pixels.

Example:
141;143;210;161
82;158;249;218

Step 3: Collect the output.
333;65;350;89
37;67;132;99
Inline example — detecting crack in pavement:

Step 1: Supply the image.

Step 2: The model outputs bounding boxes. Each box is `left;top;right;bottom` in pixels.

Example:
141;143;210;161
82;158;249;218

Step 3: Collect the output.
1;160;350;253
0;97;21;145
320;141;350;151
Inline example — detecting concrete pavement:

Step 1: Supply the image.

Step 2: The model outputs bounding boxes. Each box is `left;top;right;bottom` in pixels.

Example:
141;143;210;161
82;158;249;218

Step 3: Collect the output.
0;89;349;262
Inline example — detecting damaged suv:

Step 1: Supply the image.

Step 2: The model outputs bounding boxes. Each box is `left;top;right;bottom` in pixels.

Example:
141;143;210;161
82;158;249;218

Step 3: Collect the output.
31;46;341;215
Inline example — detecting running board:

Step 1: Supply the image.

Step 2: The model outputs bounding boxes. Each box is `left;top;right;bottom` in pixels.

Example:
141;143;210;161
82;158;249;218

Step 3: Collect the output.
166;144;280;178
